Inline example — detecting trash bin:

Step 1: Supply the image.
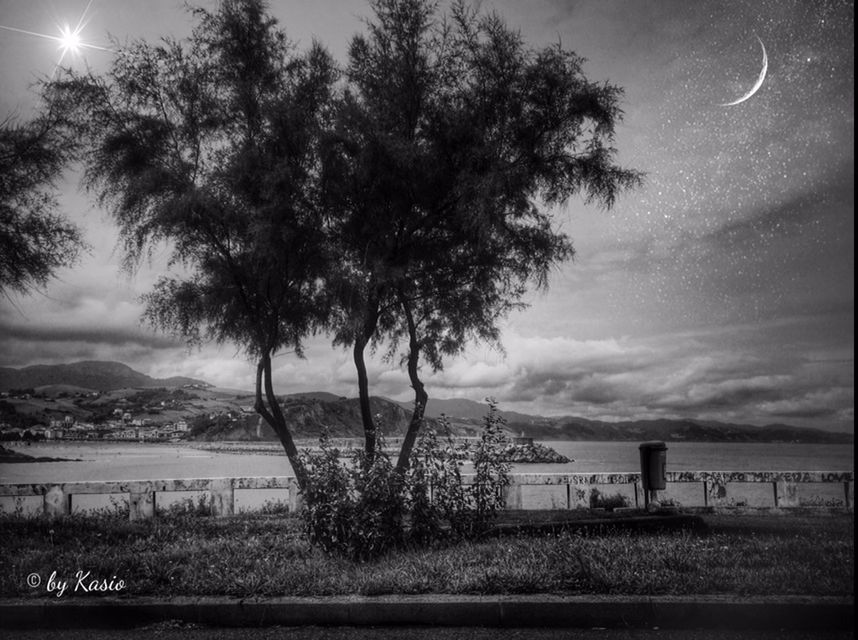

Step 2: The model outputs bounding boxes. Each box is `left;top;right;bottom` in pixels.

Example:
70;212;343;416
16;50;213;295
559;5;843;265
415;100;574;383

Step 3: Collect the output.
639;441;668;491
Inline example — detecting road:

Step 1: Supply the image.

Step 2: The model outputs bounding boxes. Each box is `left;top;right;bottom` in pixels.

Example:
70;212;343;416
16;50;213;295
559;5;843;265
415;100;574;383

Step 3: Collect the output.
2;625;852;640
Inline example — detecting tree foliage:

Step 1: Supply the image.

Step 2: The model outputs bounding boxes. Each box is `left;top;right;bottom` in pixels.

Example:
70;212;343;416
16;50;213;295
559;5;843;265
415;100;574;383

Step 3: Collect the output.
0;108;85;295
44;0;640;495
48;0;338;487
324;0;641;467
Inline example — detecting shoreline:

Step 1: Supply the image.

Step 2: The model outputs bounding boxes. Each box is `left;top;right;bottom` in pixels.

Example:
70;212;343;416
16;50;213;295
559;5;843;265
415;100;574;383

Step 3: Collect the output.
0;444;80;464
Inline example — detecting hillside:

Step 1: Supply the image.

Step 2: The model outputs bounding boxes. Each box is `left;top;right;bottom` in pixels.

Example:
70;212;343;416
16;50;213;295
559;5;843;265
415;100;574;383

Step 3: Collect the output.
199;397;851;444
194;396;421;441
1;362;851;443
504;416;853;444
0;361;209;392
410;397;852;444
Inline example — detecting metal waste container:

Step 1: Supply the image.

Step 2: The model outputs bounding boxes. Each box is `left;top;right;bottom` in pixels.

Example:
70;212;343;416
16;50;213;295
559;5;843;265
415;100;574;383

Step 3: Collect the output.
639;441;668;491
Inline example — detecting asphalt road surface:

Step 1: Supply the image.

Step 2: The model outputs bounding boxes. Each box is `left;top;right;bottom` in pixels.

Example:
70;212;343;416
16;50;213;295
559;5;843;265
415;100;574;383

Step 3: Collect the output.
2;626;853;640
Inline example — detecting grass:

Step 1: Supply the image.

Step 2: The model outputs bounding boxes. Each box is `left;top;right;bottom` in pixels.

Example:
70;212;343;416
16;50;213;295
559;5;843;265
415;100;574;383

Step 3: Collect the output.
0;508;852;599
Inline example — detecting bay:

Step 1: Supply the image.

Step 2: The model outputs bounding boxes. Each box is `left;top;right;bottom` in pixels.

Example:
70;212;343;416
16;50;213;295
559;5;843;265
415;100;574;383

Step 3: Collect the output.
1;440;852;514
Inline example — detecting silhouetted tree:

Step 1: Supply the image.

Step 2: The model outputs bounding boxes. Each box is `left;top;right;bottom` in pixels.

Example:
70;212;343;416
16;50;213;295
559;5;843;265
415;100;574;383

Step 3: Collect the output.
48;0;337;489
324;0;641;468
45;0;640;485
0;107;85;295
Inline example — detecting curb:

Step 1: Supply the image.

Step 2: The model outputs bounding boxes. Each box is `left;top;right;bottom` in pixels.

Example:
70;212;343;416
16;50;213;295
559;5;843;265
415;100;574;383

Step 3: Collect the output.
0;595;852;630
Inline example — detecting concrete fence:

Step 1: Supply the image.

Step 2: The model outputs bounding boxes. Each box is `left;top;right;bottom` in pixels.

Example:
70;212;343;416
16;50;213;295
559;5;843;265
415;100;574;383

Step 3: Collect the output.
0;470;852;520
500;471;854;511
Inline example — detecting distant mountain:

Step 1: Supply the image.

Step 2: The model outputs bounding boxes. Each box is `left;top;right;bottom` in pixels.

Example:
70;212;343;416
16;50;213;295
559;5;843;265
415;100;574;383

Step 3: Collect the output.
203;394;851;444
286;391;347;403
503;416;853;444
2;363;850;444
0;361;209;392
400;396;535;423
397;397;853;444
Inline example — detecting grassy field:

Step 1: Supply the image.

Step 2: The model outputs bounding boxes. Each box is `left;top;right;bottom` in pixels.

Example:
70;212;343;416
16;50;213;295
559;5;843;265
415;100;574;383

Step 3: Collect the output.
0;509;852;599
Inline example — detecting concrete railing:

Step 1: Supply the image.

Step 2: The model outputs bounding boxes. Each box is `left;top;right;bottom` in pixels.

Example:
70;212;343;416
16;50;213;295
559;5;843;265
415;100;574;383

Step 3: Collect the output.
0;470;852;520
501;471;854;511
0;476;300;520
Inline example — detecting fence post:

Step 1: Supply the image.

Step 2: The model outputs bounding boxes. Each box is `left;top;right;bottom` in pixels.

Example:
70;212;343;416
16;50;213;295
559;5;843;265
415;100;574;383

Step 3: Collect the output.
775;480;799;508
707;479;728;508
129;489;155;521
568;483;589;509
646;489;660;509
504;482;523;509
210;478;234;517
44;485;69;518
288;478;303;513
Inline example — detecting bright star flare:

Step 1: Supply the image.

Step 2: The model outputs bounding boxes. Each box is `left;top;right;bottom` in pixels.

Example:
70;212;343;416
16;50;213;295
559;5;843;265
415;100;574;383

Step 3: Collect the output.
58;24;83;56
0;0;112;75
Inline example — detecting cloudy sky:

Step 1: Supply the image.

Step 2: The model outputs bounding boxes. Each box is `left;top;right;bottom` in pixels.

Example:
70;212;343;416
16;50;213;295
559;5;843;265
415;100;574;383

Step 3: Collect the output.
0;0;853;432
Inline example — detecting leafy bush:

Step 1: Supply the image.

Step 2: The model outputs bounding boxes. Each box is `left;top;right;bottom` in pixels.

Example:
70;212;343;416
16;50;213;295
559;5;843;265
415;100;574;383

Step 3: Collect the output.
407;401;512;541
468;400;512;524
299;401;511;559
298;433;355;554
298;430;408;560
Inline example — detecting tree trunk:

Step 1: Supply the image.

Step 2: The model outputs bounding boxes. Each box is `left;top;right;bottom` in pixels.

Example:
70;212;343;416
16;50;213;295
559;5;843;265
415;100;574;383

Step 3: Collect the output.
395;297;427;472
254;354;307;490
354;294;381;460
353;336;376;459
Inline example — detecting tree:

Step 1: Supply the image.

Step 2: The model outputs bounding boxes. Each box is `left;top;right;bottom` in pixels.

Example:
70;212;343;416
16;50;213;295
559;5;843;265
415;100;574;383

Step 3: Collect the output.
0;106;85;295
48;0;337;489
45;0;640;491
324;0;641;469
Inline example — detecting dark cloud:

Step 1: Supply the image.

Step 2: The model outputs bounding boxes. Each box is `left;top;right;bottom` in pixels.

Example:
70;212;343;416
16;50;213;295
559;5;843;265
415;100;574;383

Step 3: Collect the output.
771;406;846;420
0;322;181;349
649;379;792;412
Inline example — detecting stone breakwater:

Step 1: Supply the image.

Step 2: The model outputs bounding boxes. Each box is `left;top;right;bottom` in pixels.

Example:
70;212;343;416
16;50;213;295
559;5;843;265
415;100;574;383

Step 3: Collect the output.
502;443;571;464
446;442;570;463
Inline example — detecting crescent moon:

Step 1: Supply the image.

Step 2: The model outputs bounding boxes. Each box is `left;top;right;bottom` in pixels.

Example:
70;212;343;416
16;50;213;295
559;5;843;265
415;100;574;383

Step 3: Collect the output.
720;36;768;107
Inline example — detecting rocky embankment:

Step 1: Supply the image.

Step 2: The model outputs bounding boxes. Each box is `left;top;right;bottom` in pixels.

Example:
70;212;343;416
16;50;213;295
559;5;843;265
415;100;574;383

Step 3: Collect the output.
502;442;570;463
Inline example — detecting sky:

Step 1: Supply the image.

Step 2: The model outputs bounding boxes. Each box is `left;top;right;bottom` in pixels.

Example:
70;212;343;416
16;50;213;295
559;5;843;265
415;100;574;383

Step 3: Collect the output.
0;0;853;432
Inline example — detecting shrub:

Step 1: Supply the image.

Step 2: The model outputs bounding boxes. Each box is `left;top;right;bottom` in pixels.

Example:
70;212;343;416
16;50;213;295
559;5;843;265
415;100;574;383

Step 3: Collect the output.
434;400;511;538
298;432;355;555
469;400;511;523
299;402;511;559
299;431;408;560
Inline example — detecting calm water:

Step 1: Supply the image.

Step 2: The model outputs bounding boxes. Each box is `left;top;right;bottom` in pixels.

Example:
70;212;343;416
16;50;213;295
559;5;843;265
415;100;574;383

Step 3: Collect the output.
2;440;852;483
542;441;854;474
1;440;852;513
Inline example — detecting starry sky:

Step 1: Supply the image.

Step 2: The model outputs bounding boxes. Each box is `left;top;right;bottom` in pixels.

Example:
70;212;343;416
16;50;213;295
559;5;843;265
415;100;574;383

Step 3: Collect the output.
0;0;853;432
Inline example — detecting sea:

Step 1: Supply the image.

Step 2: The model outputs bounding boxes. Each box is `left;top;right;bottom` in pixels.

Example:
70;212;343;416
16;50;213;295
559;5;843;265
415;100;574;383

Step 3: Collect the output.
0;440;853;514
